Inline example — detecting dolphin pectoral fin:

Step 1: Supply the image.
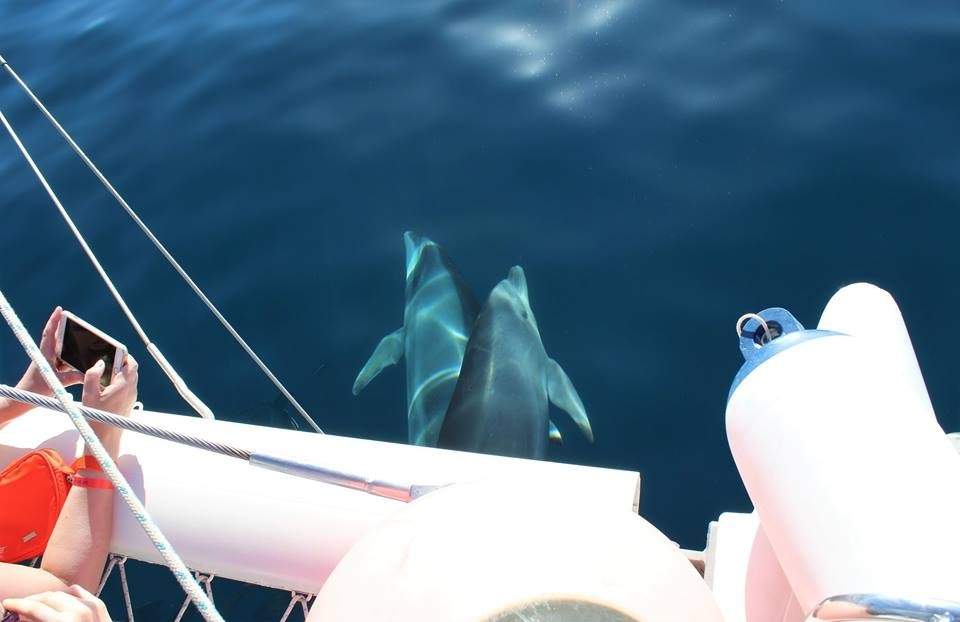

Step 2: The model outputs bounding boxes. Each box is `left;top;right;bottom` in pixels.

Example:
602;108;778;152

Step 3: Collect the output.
548;420;564;445
352;328;405;395
546;358;594;443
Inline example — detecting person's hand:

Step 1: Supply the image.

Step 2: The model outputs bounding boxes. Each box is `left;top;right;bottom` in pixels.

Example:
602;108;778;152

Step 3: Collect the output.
15;307;85;397
81;354;138;417
81;353;138;454
0;585;110;622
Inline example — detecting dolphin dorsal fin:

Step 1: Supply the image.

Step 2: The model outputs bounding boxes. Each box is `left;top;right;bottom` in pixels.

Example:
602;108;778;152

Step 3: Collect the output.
507;266;529;303
353;327;405;395
548;420;564;445
546;358;593;443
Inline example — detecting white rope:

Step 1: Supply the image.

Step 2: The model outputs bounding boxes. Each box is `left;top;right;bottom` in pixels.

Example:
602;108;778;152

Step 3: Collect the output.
0;288;225;622
279;592;313;622
96;554;120;596
0;104;213;419
117;556;136;622
173;589;194;622
174;571;216;621
278;598;298;622
0;53;323;434
196;572;215;601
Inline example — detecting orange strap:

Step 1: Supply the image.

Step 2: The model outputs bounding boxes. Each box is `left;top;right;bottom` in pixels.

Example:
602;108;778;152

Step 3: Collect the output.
70;455;102;473
68;456;113;490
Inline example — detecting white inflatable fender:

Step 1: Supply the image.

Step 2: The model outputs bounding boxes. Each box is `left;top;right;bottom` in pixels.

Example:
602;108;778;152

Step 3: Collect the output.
308;477;724;622
727;283;960;612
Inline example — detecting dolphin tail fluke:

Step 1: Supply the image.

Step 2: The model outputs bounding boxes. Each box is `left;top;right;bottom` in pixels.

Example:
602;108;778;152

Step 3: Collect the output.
352;327;405;395
546;358;594;443
548;420;564;445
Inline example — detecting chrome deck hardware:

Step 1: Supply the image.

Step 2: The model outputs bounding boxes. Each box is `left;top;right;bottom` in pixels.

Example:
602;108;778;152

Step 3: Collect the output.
808;594;960;621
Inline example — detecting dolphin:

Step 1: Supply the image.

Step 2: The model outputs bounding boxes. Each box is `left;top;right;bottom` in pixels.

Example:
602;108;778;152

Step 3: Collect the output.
438;266;593;459
353;232;479;446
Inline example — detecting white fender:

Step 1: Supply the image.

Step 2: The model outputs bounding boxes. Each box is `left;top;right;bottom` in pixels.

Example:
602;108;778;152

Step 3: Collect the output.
818;282;936;423
705;512;803;622
308;477;723;622
727;285;960;613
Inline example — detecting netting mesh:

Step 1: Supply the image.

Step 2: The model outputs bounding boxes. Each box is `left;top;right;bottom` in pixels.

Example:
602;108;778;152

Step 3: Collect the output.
95;554;315;622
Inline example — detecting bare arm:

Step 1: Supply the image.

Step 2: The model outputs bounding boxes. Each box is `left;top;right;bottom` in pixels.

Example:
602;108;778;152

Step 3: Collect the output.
0;564;70;599
33;474;116;594
39;355;138;592
0;352;138;598
0;307;84;426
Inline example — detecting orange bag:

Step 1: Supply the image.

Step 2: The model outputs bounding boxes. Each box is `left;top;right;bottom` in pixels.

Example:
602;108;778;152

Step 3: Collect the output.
0;449;99;563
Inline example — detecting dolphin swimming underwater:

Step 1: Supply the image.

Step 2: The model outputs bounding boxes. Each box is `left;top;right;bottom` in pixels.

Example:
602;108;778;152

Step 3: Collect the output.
353;232;479;446
438;266;594;459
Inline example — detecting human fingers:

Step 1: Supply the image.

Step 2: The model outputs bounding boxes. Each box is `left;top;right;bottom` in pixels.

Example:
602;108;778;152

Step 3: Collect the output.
38;306;63;361
116;353;138;379
82;360;106;402
56;369;86;387
11;590;98;621
95;356;138;418
101;360;131;398
65;585;94;601
54;360;85;387
65;586;109;622
1;597;59;622
109;355;139;394
21;591;89;614
1;589;90;621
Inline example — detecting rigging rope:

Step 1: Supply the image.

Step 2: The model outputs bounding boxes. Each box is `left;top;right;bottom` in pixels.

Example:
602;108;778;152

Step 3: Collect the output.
0;288;225;622
0;384;437;503
0;384;250;459
0;53;323;434
0;103;214;420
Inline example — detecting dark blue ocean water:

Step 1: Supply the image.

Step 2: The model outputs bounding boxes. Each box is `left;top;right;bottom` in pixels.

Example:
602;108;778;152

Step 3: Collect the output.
2;1;960;618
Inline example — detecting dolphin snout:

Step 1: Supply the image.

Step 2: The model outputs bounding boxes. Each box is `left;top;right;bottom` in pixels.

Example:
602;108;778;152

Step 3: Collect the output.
403;230;421;247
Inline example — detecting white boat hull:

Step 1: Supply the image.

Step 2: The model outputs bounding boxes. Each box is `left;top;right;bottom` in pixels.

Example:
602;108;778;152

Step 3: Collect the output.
0;408;640;594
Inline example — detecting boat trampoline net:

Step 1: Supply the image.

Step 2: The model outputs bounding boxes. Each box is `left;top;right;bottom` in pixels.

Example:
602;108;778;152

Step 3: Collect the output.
21;553;314;622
